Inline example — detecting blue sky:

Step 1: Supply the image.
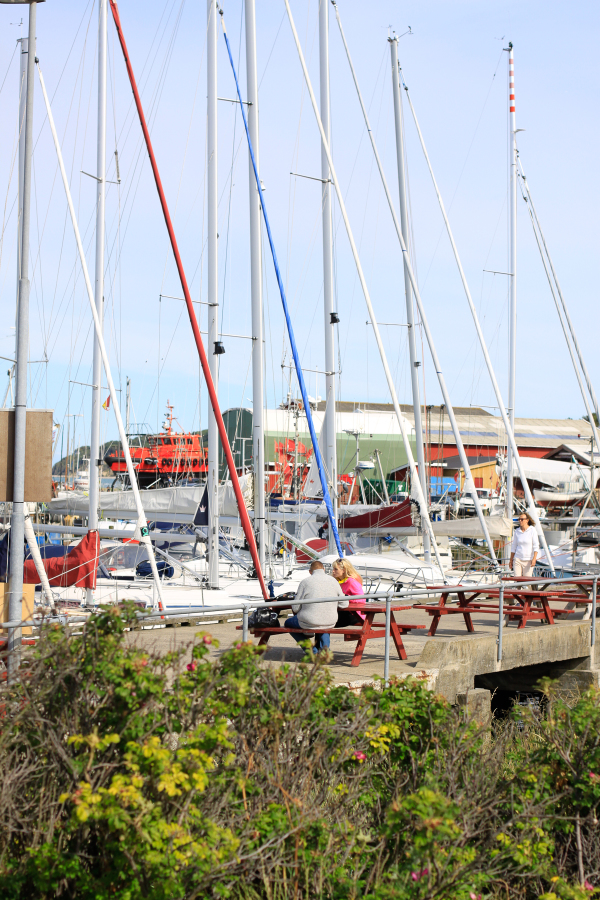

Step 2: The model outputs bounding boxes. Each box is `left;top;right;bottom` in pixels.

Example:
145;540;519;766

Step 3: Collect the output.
0;0;597;462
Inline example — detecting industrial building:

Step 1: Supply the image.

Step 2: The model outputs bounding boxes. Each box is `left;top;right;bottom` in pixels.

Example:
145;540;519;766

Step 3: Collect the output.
220;402;595;489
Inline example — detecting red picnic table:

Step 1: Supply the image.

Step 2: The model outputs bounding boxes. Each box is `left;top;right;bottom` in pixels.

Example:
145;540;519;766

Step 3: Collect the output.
243;601;427;667
415;585;576;636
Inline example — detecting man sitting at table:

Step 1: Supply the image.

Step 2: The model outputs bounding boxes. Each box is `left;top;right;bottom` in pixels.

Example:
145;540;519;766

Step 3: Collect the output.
285;560;348;655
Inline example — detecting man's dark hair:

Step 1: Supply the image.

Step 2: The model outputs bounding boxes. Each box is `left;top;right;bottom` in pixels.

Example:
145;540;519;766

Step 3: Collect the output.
309;560;324;572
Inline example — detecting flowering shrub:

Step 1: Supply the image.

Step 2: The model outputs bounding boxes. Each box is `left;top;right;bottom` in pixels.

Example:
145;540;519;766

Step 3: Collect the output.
0;608;598;899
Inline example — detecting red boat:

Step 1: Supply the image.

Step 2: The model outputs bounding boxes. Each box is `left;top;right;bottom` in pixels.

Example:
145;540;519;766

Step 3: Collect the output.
104;403;208;488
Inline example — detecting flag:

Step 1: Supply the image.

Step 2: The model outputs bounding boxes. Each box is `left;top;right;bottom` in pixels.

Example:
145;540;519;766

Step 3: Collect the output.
193;485;209;526
102;395;110;410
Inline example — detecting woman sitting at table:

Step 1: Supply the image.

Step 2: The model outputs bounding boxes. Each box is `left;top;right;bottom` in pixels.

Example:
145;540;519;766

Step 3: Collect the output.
332;558;365;626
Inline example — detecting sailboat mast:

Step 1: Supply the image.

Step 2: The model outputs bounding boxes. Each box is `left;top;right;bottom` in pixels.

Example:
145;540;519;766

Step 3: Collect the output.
389;36;430;562
15;36;27;342
7;0;38;679
207;0;219;588
3;37;28;413
318;0;338;551
506;43;517;518
87;0;107;604
245;0;265;571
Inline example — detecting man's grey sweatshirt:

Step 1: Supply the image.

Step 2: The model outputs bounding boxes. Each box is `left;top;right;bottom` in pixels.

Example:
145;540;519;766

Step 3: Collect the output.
291;571;348;629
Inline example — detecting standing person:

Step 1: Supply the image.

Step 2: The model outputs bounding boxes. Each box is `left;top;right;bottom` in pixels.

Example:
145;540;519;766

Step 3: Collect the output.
332;558;365;626
509;512;539;577
285;560;348;654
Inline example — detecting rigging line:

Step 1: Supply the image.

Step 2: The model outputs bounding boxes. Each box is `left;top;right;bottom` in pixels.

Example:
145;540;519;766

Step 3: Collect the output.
142;303;187;428
157;3;206;295
289;189;327;319
112;0;184;165
41;7;97;349
30;0;96;156
519;160;600;425
338;45;388;370
258;9;286;90
102;1;191;284
102;0;187;253
519;171;600;452
407;49;505;292
283;0;317;332
30;156;47;375
0;93;21;280
0;41;18;98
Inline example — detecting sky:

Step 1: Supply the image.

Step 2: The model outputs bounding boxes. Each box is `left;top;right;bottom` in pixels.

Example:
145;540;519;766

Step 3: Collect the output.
0;0;598;464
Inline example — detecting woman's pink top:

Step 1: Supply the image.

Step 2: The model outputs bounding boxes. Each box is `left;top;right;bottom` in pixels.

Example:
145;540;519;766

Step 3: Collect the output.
339;576;365;619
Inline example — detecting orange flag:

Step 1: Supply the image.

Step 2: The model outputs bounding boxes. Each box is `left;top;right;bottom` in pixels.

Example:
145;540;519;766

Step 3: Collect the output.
102;395;110;410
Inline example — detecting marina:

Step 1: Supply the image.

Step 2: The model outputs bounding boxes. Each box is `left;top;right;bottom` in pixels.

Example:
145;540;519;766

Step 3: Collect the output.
0;2;599;896
0;0;598;688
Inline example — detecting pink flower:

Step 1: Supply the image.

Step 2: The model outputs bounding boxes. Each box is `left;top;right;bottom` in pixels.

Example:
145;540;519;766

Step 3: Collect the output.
469;893;482;900
203;635;212;645
590;772;598;780
410;868;428;882
585;881;594;892
352;751;367;762
186;662;196;672
235;643;243;650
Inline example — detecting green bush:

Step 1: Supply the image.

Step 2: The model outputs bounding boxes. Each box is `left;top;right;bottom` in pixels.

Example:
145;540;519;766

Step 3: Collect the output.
0;608;598;899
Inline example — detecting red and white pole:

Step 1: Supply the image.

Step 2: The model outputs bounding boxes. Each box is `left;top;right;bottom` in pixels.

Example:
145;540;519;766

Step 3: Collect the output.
109;0;268;600
506;42;517;522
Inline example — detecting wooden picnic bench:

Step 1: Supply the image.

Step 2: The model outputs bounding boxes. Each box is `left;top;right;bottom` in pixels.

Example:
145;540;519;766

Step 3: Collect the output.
414;587;575;636
240;601;426;667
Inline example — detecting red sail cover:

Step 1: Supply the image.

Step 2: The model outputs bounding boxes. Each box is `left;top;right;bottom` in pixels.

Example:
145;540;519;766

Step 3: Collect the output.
338;500;413;531
23;531;100;589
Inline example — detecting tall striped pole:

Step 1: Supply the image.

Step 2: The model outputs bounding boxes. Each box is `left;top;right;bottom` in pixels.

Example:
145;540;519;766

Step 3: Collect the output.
506;43;517;527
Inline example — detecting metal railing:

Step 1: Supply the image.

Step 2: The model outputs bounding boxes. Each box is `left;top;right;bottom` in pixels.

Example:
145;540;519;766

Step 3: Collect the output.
3;574;599;687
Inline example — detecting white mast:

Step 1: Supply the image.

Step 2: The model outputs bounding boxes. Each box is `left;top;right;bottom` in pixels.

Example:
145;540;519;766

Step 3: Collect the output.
37;60;166;611
286;0;447;571
398;63;555;573
15;35;27;340
207;0;219;587
301;0;497;567
318;0;338;552
7;1;37;679
87;0;107;605
3;36;28;412
389;35;430;562
518;161;600;428
245;0;265;571
506;43;517;519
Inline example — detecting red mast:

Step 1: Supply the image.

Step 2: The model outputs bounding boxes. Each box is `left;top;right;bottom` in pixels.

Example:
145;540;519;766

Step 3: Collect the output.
109;1;267;600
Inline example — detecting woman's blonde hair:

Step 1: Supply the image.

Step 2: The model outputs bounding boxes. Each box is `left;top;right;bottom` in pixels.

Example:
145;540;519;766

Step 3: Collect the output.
332;558;363;584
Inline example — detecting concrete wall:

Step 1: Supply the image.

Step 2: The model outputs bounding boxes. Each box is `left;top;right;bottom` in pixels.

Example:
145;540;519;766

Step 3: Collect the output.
415;621;599;704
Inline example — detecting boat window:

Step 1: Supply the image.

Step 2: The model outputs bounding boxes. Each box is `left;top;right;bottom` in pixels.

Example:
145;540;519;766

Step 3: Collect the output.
187;438;193;444
102;544;149;571
163;438;172;445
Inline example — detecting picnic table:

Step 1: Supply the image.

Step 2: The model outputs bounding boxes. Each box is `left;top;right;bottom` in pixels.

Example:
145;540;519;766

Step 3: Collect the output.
242;601;427;667
415;586;576;636
503;576;596;615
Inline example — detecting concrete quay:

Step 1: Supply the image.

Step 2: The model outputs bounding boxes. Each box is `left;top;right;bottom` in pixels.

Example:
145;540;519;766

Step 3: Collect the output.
128;603;600;717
